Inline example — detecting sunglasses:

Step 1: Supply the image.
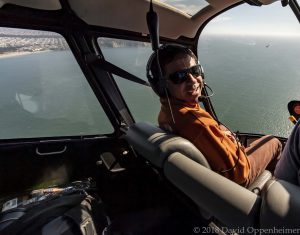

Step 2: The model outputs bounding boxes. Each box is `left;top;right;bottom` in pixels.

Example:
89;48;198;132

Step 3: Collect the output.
168;64;204;84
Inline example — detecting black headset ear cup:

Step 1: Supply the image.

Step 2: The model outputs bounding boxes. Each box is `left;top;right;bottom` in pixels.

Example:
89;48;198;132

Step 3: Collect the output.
146;51;166;97
157;77;167;97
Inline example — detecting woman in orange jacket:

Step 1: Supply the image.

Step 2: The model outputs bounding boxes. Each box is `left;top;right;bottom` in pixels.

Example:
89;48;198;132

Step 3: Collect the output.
147;44;282;186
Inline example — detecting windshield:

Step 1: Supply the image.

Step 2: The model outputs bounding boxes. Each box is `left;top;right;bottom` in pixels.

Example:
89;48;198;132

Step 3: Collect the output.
98;38;160;124
0;27;114;139
198;2;300;137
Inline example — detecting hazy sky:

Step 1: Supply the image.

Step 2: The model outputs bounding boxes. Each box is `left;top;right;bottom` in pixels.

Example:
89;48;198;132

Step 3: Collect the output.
160;0;300;36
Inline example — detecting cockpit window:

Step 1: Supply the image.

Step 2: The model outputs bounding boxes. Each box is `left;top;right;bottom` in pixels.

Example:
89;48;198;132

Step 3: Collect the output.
0;27;113;139
98;38;160;124
158;0;209;16
198;2;300;137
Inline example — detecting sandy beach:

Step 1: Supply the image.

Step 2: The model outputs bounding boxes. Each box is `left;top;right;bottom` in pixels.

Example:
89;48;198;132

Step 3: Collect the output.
0;50;52;59
0;51;34;59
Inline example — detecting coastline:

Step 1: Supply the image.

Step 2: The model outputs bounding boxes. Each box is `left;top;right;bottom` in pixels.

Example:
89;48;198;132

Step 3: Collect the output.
0;51;34;59
0;50;52;59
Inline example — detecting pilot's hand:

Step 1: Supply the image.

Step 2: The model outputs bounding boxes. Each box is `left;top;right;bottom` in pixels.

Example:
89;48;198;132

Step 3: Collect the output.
223;130;237;143
219;125;237;144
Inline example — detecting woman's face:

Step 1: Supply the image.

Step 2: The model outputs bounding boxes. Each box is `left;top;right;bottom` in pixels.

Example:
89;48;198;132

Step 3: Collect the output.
164;55;203;103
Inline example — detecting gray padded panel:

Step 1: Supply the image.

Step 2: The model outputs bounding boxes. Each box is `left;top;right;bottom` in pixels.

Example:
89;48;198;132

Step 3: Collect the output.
125;122;210;169
260;180;300;230
164;152;261;229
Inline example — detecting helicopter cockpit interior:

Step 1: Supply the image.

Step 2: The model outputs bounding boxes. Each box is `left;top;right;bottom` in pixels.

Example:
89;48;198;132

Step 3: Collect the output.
0;0;300;234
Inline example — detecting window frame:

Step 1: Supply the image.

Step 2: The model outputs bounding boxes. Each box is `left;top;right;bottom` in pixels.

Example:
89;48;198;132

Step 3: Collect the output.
96;36;164;125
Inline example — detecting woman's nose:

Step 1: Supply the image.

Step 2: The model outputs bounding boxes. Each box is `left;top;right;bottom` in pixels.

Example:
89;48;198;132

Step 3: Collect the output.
187;73;202;83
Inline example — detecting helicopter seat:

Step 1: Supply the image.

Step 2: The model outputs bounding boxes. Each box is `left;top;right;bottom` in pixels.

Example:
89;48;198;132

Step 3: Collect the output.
125;122;264;226
125;122;271;193
125;122;210;169
125;122;212;219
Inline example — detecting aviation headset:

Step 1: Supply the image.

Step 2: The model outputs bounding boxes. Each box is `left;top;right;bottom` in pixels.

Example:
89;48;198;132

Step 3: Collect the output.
146;44;202;97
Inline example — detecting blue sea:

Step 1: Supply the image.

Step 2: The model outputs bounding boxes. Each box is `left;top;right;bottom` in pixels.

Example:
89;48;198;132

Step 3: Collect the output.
103;35;300;138
0;35;299;139
198;35;300;137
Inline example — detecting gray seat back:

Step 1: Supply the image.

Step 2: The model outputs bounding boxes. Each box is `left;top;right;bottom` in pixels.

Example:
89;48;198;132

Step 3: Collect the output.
164;152;261;229
125;122;210;169
260;179;300;230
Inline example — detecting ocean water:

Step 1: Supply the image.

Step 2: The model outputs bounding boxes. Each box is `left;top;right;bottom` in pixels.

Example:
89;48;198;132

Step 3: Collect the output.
0;35;299;139
0;51;113;139
198;35;300;137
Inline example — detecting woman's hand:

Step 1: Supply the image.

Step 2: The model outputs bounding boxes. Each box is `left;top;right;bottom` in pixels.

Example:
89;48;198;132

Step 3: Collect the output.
219;125;237;143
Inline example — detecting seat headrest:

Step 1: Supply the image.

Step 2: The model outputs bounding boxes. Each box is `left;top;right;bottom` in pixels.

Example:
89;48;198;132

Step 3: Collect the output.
125;122;210;168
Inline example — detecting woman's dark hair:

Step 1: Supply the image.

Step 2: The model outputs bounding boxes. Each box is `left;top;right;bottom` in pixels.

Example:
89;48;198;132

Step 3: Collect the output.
147;44;197;97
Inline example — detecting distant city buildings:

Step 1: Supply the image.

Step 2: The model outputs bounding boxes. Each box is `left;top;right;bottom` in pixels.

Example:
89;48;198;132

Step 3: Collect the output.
0;28;150;55
0;28;69;55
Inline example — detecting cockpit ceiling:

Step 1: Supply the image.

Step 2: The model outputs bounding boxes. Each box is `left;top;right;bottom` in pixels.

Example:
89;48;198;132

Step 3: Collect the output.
0;0;281;39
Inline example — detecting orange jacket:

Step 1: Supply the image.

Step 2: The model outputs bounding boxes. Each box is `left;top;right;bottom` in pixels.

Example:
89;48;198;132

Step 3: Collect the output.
158;98;250;186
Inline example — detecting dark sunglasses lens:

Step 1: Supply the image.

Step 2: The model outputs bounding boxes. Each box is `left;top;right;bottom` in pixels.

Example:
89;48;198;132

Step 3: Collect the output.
169;65;203;84
169;72;188;84
191;65;202;77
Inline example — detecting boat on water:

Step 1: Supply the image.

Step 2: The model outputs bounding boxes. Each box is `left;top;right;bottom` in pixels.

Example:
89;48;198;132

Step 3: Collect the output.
0;0;300;234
